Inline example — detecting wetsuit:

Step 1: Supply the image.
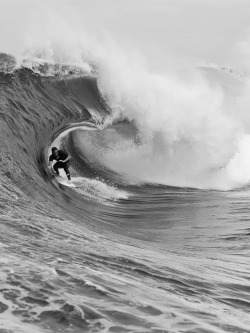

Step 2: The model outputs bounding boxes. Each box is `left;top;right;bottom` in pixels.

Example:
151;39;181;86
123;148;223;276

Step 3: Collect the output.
49;150;71;180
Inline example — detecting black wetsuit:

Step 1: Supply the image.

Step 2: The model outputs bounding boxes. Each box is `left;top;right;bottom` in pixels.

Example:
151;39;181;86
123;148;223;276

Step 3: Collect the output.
49;150;71;179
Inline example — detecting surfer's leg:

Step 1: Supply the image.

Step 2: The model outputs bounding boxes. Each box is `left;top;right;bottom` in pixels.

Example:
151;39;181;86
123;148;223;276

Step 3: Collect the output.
53;162;60;175
63;161;71;180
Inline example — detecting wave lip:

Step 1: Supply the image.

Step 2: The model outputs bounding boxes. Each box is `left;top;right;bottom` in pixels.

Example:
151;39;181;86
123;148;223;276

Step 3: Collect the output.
0;52;93;77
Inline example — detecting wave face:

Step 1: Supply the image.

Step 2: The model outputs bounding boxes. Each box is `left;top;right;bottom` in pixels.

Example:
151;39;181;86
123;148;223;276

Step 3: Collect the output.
1;57;250;333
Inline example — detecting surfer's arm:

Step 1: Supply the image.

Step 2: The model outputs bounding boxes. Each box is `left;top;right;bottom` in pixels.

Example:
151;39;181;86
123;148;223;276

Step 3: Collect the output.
48;161;57;174
48;154;54;168
59;155;71;163
48;159;54;169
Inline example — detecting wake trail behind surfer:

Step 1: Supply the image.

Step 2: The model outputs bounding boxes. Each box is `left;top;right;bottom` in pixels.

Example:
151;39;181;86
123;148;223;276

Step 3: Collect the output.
48;147;71;180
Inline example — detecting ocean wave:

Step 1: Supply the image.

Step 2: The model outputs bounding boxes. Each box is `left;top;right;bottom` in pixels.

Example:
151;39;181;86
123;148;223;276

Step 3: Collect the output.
2;50;250;190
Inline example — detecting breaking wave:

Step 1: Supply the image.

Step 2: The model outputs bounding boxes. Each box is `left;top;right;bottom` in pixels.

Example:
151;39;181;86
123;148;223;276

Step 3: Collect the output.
1;51;250;333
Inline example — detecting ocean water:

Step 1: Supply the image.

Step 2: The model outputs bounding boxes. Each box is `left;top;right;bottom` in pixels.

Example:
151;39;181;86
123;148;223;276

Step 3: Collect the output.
0;53;250;333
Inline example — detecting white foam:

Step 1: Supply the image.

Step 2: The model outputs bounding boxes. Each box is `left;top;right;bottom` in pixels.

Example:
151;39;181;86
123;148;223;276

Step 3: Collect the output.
72;177;129;203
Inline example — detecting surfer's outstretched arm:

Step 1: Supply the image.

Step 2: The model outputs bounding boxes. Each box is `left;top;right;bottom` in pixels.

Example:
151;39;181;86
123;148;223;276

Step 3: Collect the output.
48;160;55;171
59;155;71;163
48;160;57;174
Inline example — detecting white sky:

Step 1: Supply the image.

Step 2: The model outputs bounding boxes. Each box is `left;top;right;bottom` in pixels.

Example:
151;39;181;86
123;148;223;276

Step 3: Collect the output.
1;0;250;69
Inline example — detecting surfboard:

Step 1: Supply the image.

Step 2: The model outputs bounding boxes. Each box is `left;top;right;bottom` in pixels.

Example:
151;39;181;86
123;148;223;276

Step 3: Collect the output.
56;177;76;188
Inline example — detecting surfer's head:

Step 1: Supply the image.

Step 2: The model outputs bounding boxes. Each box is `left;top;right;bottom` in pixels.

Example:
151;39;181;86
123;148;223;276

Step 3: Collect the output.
51;147;58;157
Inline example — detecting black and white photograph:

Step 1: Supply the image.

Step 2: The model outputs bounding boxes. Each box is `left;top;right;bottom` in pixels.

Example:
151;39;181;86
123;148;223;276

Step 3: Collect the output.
0;0;250;332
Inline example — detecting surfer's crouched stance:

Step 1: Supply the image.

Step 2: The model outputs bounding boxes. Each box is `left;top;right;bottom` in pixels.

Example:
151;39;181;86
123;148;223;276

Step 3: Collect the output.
48;147;71;180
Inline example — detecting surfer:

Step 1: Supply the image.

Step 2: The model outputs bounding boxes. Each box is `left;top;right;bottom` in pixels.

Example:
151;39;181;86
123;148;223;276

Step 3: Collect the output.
48;147;71;180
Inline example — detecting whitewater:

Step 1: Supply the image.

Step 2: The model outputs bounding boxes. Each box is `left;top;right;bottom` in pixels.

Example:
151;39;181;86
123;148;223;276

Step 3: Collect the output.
1;2;250;332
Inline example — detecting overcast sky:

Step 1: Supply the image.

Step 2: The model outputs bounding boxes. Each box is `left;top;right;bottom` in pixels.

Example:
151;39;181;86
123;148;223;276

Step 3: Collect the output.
1;0;250;69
